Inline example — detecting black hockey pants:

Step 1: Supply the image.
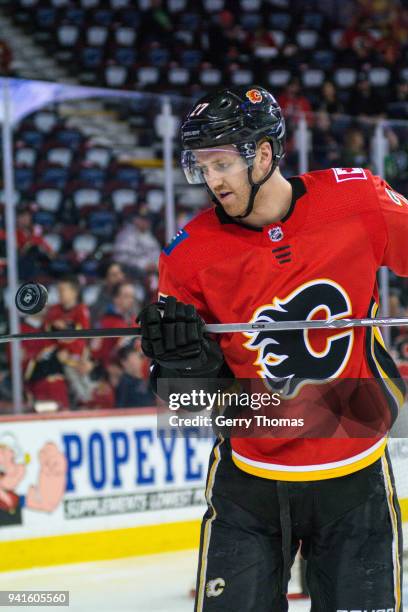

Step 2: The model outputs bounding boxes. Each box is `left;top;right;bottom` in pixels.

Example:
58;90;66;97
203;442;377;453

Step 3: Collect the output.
194;438;402;612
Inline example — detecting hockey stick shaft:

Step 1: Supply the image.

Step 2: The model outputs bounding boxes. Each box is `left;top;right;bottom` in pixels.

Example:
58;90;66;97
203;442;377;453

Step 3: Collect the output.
0;327;141;344
1;316;408;343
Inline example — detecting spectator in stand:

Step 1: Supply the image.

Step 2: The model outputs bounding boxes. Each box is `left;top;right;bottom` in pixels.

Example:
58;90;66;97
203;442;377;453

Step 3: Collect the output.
247;27;277;55
387;81;408;120
338;127;371;168
138;0;173;49
358;0;395;25
394;334;408;378
390;5;408;51
384;128;408;195
318;81;345;116
0;39;12;75
46;276;94;407
116;346;155;408
20;310;70;411
278;77;313;124
311;111;342;170
207;11;236;64
346;73;386;119
77;369;115;410
46;276;90;359
0;370;12;405
113;211;160;282
375;23;402;67
7;205;55;281
90;261;126;326
91;281;139;372
388;287;406;345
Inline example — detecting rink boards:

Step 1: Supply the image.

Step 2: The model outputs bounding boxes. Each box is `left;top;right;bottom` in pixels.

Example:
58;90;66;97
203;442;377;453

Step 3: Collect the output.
0;409;212;571
0;409;407;572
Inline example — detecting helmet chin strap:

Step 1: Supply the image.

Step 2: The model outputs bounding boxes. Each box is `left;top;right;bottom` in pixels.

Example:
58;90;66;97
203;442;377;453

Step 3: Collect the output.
235;162;277;219
209;160;279;220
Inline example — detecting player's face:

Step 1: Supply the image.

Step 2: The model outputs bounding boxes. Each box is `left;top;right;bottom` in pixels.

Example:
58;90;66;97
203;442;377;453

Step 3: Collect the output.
194;146;251;216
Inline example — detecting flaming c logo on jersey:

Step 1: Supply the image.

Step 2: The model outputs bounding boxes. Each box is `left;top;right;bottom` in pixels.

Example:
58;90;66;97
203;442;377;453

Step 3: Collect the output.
246;89;263;104
243;280;354;397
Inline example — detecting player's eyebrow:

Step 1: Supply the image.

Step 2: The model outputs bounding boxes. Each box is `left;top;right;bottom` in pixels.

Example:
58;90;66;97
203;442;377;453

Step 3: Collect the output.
196;154;236;165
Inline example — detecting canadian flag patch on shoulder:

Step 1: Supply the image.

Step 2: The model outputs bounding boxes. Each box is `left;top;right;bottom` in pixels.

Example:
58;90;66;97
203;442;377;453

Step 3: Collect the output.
332;167;367;182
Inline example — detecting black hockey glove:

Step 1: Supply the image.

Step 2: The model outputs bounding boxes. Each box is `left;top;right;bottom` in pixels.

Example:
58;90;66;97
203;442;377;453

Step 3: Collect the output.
137;296;223;374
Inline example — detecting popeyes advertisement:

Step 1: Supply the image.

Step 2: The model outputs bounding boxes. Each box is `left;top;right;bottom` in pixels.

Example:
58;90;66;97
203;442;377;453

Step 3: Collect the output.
0;411;213;541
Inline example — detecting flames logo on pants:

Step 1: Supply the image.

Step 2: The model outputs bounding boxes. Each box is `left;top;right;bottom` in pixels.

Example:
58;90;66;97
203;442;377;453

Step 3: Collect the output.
243;280;354;397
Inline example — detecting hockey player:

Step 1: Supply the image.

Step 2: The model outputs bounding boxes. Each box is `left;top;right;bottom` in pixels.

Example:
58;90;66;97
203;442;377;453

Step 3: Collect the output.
138;86;407;611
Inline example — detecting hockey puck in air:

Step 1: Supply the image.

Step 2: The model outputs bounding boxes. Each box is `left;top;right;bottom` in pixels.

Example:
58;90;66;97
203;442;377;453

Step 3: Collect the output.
15;283;48;315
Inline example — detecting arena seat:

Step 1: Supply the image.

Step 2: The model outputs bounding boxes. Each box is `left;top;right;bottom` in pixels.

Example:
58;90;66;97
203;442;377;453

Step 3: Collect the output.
268;70;291;88
72;188;102;212
230;69;254;86
114;27;136;46
368;67;391;88
113;47;137;67
46;147;73;166
240;0;261;10
87;209;117;238
302;69;325;88
104;64;129;87
168;67;190;86
82;47;104;69
57;24;80;47
296;29;319;50
110;188;138;214
200;68;222;87
72;233;98;259
268;12;291;30
203;0;225;10
15;147;37;167
43;232;63;253
84;146;111;168
86;26;109;47
136;67;160;87
333;68;357;88
35;188;63;213
167;0;187;11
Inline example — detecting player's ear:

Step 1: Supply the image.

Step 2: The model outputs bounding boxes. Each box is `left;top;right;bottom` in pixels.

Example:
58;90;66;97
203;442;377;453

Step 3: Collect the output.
253;140;272;179
257;140;272;169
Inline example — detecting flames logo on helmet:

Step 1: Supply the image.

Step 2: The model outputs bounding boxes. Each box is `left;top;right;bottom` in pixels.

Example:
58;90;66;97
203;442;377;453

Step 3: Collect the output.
245;89;263;104
243;280;354;397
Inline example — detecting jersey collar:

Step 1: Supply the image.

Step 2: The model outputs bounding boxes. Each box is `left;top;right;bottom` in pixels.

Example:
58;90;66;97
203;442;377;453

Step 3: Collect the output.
214;176;306;231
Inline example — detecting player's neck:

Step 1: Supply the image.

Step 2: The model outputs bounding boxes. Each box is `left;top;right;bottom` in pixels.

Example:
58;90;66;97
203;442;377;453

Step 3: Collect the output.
242;170;292;228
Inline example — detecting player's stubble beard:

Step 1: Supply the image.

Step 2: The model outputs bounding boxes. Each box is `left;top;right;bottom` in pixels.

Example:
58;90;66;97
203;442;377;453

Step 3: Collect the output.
211;170;252;219
211;165;291;226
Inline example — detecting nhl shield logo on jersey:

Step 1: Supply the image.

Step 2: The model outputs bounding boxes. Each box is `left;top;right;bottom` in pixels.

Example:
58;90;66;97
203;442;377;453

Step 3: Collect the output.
243;280;353;396
245;89;263;104
205;578;225;598
268;225;284;242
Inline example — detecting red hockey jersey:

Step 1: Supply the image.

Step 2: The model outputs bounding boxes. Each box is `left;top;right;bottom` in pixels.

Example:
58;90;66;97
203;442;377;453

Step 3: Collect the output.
159;168;408;481
46;303;90;358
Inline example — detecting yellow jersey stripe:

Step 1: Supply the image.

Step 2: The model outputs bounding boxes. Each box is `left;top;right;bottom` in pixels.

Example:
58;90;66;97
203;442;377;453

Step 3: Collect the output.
369;302;404;410
231;438;387;481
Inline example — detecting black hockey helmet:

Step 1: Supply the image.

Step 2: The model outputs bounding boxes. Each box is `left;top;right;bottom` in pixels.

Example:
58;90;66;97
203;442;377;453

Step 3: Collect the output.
181;86;285;218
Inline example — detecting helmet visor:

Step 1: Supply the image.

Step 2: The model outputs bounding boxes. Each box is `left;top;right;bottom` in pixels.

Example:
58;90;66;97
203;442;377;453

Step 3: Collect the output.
181;144;256;185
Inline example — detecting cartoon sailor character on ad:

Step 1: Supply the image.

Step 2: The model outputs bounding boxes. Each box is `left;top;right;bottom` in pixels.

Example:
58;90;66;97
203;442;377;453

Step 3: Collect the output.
0;433;66;527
